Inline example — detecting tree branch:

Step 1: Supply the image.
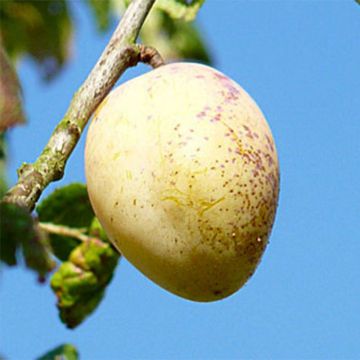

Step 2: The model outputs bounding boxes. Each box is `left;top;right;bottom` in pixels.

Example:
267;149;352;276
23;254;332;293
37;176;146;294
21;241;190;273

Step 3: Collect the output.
2;0;158;211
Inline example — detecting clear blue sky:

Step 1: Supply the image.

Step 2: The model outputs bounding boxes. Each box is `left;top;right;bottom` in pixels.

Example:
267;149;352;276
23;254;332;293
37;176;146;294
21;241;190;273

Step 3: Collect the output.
1;1;360;359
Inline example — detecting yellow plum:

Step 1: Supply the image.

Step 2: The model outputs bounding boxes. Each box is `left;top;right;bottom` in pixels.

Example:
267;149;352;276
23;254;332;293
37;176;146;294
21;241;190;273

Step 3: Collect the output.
85;63;279;301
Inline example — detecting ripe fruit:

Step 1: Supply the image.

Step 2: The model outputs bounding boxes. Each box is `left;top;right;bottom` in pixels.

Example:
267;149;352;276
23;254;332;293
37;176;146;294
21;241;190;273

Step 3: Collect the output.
85;63;279;301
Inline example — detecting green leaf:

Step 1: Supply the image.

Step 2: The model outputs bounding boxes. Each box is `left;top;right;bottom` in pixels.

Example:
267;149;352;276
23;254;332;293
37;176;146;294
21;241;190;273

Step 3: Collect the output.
36;343;79;360
51;238;119;328
22;224;56;282
155;0;205;21
84;0;112;31
37;183;95;261
88;217;110;242
70;238;119;278
141;8;212;64
0;202;27;265
0;45;25;131
0;202;55;279
0;0;73;80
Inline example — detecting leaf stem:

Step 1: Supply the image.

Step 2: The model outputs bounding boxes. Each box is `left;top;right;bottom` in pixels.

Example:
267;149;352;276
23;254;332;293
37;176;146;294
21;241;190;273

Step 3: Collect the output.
38;222;89;243
2;0;157;211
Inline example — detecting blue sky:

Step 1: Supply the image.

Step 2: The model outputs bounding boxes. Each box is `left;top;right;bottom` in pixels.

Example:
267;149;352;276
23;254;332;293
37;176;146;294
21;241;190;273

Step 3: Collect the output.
1;1;360;359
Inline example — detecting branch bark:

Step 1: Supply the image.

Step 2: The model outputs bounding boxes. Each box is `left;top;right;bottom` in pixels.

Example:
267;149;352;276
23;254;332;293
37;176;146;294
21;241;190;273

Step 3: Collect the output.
2;0;159;211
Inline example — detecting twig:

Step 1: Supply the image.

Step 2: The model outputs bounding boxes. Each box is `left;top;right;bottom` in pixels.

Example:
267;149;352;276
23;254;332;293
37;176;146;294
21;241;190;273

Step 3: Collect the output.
2;0;158;211
38;222;90;243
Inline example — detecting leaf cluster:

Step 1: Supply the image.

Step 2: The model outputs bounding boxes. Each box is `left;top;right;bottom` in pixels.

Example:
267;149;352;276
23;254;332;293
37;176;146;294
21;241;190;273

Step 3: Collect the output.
37;184;120;328
0;183;120;329
51;234;119;328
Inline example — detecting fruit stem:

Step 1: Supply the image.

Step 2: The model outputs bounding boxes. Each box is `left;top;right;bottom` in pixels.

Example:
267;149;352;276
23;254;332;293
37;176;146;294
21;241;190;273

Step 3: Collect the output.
136;44;165;68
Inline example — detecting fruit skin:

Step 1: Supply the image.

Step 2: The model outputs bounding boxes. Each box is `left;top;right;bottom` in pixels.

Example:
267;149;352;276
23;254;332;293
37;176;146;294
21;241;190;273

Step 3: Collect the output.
85;63;279;302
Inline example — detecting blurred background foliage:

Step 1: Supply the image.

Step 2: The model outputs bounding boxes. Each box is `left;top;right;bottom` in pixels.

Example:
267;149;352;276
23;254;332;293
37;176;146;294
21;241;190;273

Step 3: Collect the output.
0;0;211;82
0;0;73;80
